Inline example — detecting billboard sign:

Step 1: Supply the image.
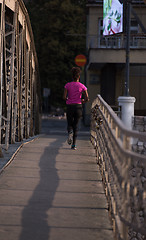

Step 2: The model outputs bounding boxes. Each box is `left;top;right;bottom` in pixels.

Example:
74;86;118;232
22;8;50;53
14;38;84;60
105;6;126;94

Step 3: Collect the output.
103;0;123;36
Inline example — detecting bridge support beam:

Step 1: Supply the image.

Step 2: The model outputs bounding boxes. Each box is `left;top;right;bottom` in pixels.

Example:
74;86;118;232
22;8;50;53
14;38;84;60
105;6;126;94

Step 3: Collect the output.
118;96;136;130
0;0;41;155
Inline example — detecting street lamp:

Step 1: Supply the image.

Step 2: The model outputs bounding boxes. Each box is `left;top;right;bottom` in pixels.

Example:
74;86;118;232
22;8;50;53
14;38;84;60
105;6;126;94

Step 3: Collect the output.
124;0;131;96
118;0;136;130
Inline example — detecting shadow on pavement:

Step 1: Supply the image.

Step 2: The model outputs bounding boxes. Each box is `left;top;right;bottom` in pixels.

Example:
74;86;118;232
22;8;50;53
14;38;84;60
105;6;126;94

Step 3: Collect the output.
19;136;63;240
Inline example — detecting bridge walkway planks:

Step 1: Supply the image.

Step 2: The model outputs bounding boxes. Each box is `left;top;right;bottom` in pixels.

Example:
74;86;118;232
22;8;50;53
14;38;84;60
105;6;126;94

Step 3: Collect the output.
0;120;114;240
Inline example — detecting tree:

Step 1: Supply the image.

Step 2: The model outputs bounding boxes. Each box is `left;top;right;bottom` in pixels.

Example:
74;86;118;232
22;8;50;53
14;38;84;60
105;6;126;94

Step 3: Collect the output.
71;0;87;7
26;0;86;109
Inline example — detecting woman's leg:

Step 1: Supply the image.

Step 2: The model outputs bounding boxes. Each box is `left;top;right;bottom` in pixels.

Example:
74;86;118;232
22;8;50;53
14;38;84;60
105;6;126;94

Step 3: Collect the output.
66;106;74;145
72;106;82;146
66;105;73;133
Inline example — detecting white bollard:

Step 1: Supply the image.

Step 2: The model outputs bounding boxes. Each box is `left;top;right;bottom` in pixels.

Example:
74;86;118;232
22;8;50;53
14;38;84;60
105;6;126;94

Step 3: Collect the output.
118;96;136;130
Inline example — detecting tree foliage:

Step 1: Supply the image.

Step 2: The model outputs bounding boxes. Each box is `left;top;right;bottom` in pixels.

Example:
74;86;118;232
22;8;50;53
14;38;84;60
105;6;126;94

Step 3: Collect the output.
26;0;86;108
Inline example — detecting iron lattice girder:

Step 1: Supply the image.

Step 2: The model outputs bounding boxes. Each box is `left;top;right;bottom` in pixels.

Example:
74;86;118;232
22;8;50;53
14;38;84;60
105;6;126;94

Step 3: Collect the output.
0;0;40;154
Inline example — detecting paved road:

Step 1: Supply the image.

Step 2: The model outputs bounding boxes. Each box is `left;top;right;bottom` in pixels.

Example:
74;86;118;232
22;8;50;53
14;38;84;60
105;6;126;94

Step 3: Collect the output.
0;117;114;240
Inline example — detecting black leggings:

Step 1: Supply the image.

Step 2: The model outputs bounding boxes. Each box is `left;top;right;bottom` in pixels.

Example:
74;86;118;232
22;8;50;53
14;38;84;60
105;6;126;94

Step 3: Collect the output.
66;104;82;145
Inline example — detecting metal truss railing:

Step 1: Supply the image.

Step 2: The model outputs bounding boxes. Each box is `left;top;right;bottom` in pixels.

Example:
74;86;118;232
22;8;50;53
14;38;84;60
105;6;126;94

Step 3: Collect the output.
91;95;146;240
0;0;41;154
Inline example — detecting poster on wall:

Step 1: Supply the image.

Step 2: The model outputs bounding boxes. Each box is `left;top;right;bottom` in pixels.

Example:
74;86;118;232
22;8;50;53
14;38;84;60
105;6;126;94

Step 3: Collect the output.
103;0;123;35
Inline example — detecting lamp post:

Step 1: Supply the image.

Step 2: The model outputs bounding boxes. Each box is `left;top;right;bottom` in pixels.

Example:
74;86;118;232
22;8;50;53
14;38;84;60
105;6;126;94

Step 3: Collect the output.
125;0;131;96
118;0;136;130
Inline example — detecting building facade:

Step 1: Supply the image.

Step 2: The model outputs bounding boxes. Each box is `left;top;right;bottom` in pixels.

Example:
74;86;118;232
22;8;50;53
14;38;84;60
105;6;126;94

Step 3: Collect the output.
85;0;146;125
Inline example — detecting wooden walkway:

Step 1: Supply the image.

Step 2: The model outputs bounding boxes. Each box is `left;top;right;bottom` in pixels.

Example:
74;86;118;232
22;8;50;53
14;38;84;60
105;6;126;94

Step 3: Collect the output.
0;118;114;240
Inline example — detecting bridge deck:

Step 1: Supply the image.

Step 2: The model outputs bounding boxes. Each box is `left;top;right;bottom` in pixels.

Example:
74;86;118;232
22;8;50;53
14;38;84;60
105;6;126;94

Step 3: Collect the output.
0;117;114;240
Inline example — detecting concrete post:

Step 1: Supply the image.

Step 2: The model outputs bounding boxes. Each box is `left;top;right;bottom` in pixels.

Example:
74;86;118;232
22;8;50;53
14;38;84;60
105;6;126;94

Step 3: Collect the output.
118;96;136;130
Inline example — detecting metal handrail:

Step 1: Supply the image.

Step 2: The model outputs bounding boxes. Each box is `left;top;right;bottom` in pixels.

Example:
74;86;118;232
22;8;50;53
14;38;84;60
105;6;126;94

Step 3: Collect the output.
97;95;146;141
91;94;146;240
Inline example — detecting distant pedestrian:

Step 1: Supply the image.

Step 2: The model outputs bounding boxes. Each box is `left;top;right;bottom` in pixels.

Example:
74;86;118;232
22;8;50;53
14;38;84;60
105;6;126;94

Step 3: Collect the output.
63;67;89;150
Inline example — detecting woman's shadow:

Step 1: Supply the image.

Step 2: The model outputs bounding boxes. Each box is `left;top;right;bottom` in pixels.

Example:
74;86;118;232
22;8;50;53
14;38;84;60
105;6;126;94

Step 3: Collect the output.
19;135;63;240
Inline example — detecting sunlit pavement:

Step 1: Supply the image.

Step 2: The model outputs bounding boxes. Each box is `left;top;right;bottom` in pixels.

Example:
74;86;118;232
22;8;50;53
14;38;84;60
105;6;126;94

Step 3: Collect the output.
0;117;114;240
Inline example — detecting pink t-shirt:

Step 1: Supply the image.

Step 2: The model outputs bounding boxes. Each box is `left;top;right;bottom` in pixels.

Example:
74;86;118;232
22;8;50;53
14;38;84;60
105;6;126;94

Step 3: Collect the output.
65;81;87;105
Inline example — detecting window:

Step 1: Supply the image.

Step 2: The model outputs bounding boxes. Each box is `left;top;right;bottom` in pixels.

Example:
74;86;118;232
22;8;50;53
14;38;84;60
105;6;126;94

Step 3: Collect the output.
130;19;139;47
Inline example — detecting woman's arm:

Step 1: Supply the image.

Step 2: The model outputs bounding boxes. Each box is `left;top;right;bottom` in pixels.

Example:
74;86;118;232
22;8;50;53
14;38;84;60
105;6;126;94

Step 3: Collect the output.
82;90;89;104
63;88;68;101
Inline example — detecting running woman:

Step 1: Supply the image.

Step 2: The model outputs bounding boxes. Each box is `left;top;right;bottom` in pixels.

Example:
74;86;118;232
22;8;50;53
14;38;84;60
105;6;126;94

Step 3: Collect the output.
63;67;89;150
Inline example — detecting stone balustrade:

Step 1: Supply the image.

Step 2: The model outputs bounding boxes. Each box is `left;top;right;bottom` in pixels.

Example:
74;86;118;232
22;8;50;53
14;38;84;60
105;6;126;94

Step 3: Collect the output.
132;116;146;155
